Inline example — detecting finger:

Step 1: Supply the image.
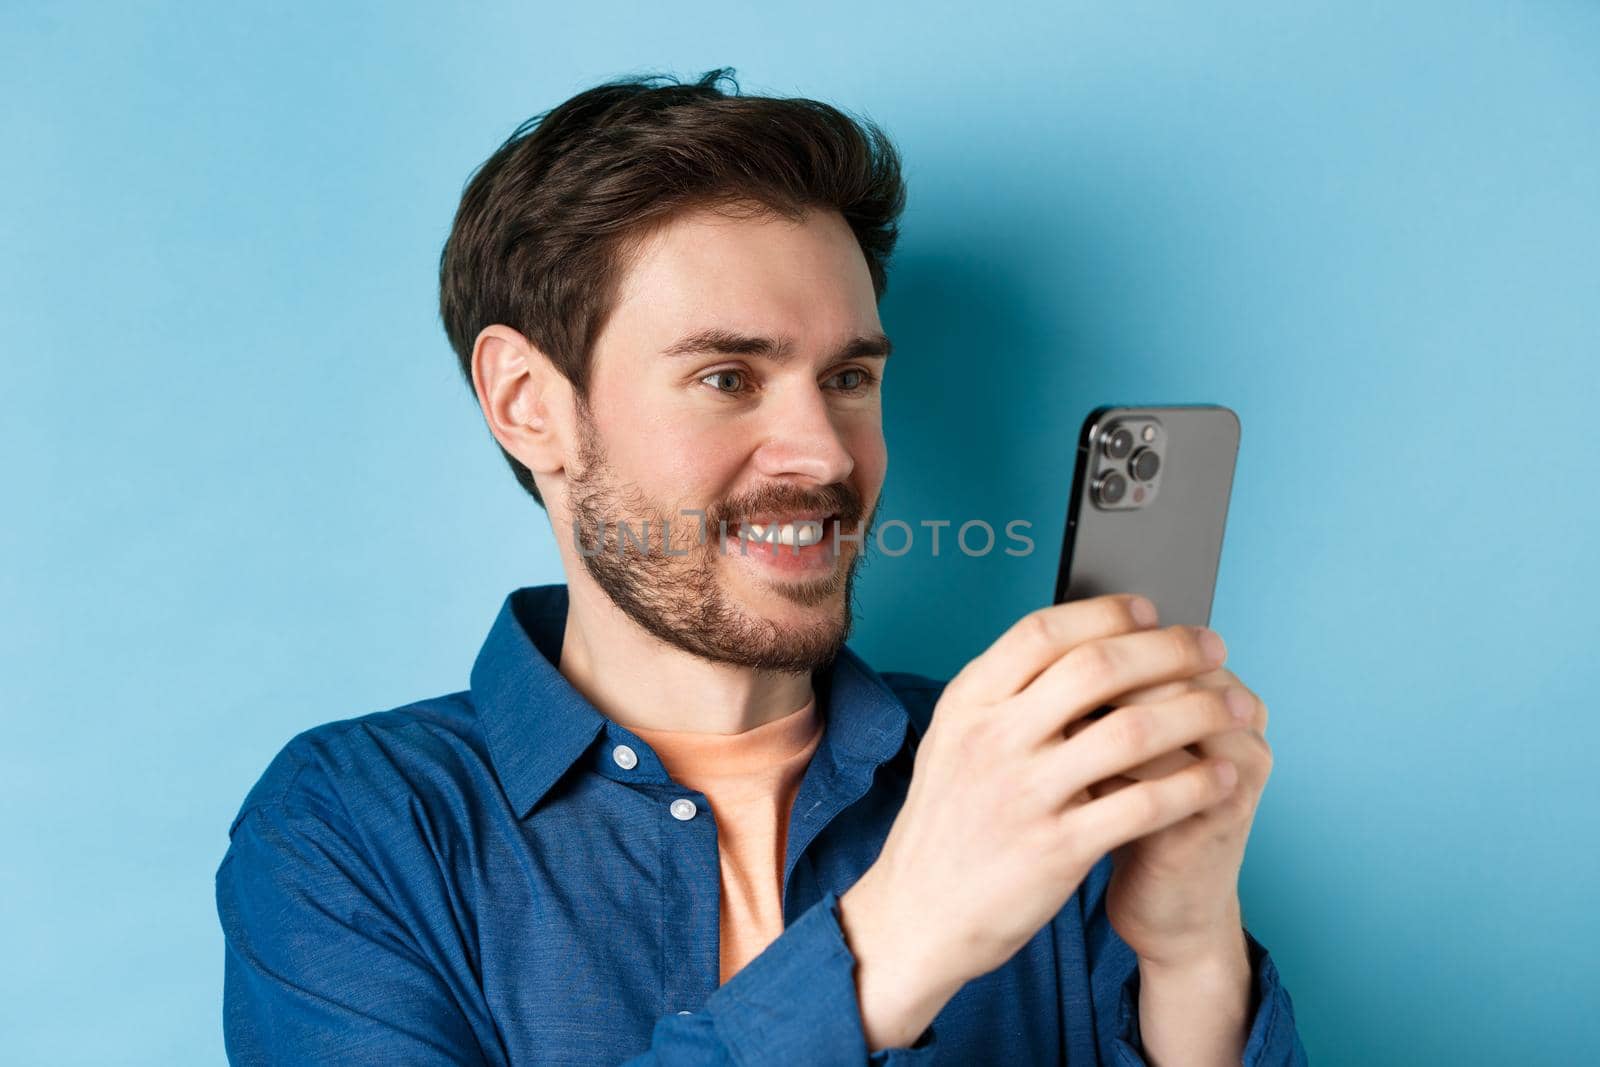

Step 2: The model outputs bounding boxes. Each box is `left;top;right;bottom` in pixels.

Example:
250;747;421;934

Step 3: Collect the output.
1043;686;1253;802
1086;748;1196;792
1139;675;1266;735
1063;755;1240;856
1112;666;1237;707
1068;706;1206;799
1118;673;1268;734
945;594;1158;704
1067;667;1237;742
1189;720;1273;793
1065;716;1204;770
1012;623;1229;744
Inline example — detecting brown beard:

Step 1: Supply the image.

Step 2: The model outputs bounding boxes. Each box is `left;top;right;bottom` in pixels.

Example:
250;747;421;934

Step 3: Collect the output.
565;404;874;672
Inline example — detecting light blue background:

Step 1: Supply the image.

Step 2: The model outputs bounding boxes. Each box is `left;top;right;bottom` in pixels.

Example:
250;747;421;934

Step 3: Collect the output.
5;2;1596;1063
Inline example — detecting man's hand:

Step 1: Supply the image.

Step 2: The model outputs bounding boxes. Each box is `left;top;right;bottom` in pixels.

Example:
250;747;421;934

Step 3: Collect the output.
838;593;1247;1052
1064;627;1272;971
1062;611;1273;1064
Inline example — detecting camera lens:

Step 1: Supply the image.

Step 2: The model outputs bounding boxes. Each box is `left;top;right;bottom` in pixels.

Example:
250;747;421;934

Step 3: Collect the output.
1093;470;1127;505
1129;448;1160;481
1101;424;1134;460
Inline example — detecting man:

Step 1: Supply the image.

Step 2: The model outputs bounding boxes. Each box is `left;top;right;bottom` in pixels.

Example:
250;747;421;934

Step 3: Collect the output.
216;68;1307;1065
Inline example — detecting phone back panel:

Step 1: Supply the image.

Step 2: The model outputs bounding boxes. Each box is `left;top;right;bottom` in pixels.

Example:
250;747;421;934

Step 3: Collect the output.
1053;405;1240;628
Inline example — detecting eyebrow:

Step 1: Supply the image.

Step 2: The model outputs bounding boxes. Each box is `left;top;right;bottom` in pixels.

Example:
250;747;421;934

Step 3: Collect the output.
660;328;892;364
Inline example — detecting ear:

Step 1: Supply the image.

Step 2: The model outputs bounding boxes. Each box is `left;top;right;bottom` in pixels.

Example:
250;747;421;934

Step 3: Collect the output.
471;324;573;482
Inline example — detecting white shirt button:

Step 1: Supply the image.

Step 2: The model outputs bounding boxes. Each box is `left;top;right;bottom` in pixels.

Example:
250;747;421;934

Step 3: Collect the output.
677;1010;692;1015
669;798;697;821
612;744;638;770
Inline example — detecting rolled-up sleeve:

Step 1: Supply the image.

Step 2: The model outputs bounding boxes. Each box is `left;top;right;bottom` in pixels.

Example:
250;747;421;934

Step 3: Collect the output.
1081;855;1309;1066
626;888;938;1065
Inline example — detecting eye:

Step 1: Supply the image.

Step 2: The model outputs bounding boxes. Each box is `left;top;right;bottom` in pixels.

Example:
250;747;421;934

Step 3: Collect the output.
827;367;879;394
700;369;749;395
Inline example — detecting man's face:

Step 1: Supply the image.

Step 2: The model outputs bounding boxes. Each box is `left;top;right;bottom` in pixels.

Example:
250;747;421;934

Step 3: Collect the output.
562;203;889;672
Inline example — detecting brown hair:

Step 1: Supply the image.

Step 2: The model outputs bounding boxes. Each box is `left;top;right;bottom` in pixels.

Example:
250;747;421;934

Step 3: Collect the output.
437;68;908;508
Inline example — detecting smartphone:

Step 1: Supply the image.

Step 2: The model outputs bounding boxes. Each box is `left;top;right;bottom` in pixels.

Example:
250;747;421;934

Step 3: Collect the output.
1053;404;1241;628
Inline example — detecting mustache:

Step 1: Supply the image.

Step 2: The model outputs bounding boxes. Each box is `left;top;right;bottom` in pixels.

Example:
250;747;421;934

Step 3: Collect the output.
708;483;864;529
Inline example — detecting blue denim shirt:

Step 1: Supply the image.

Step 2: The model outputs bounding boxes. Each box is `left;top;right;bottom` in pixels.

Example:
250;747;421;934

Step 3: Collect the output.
216;583;1307;1065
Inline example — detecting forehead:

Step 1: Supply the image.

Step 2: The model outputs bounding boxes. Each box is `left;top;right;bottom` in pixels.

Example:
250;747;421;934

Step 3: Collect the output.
607;203;882;342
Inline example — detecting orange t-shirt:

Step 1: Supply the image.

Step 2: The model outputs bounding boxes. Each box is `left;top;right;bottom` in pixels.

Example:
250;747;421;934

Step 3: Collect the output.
626;697;824;985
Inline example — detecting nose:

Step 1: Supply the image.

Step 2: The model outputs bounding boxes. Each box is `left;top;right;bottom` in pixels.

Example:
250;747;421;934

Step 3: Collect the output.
750;384;856;486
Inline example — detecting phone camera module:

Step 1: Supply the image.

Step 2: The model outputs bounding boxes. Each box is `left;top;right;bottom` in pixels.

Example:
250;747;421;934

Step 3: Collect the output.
1129;448;1161;482
1092;470;1127;506
1101;424;1135;460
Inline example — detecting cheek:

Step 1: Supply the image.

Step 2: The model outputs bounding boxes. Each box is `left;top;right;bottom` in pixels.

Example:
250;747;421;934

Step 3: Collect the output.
847;421;888;485
621;421;745;502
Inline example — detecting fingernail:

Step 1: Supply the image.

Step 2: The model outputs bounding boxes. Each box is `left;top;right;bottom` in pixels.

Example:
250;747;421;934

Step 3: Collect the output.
1130;597;1158;627
1215;760;1238;789
1226;687;1253;721
1199;627;1226;664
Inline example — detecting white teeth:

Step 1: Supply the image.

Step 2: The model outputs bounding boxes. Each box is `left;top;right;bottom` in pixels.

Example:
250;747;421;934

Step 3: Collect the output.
744;521;826;547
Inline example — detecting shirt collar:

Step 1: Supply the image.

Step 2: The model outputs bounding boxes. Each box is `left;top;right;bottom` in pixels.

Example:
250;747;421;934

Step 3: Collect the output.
471;583;914;819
